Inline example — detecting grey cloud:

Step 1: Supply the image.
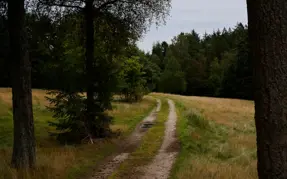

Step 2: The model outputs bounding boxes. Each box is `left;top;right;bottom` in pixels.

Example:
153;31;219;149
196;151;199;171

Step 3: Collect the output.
137;0;247;52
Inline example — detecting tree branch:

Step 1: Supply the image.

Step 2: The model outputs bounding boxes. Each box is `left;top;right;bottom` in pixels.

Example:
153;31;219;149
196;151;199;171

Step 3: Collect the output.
97;0;121;10
39;0;84;9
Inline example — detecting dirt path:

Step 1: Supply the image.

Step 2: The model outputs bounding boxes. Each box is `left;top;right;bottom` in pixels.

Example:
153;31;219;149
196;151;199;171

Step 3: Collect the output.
89;99;161;179
139;99;178;179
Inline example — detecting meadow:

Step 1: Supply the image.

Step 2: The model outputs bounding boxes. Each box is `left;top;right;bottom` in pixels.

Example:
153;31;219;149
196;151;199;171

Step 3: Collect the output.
153;93;257;179
0;89;258;179
0;88;156;179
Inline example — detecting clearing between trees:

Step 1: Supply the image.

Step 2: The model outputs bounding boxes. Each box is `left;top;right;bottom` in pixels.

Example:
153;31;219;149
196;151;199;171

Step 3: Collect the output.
0;89;257;179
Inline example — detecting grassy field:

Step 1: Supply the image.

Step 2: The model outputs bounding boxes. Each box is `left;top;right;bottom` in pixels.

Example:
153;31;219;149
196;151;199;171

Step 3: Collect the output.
0;89;259;179
153;93;257;179
0;88;156;179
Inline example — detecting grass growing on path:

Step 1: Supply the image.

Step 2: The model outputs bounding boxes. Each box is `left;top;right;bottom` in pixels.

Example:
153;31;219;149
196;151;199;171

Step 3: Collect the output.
0;88;156;179
109;98;169;179
152;93;257;179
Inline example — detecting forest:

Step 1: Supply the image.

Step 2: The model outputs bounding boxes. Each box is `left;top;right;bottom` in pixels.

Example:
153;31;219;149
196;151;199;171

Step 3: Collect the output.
0;15;251;99
1;0;252;160
149;23;251;99
0;1;253;144
3;0;286;179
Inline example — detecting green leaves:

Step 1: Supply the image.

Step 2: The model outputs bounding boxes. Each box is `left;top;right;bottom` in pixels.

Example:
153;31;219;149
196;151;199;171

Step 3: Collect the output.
118;56;148;102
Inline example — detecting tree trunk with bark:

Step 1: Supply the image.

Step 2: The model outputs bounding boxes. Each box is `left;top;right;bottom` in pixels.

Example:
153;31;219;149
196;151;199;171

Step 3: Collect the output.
247;0;287;178
8;0;36;168
84;0;95;137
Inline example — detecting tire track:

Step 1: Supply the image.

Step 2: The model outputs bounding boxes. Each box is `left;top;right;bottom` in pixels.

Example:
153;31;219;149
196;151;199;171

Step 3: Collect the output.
139;99;178;179
89;99;161;179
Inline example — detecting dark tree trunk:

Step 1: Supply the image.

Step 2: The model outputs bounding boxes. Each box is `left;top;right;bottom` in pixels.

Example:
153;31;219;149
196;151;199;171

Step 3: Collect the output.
247;0;287;178
84;0;95;134
8;0;36;168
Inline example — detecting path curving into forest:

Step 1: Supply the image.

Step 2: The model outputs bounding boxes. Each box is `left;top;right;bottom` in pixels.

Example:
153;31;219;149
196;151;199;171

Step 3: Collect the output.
139;99;179;179
89;99;161;179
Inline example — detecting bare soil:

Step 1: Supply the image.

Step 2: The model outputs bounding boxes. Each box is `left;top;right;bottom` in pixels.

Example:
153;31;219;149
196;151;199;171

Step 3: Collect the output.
89;99;161;179
139;99;178;179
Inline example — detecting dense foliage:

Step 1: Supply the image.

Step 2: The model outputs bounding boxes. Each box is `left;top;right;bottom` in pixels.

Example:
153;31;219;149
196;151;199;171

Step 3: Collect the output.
0;12;251;100
150;23;252;99
118;56;148;102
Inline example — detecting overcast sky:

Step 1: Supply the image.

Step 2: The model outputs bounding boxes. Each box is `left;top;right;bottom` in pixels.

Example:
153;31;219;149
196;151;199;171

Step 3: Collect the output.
137;0;248;52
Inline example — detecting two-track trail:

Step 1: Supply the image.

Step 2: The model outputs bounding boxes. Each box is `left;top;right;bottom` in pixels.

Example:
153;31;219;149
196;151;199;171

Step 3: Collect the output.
139;99;178;179
89;99;161;179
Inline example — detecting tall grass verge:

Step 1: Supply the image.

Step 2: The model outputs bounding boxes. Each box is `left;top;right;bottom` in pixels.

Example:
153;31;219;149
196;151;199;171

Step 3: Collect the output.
169;100;257;179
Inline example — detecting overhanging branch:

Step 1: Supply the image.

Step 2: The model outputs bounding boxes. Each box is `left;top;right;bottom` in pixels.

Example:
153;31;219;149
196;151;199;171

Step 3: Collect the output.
39;0;84;10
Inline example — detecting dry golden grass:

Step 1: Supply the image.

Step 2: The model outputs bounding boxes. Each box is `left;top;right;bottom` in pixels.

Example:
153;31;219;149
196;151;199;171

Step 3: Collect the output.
0;147;78;179
153;93;254;130
0;88;51;107
0;88;156;179
174;156;257;179
152;93;257;179
178;95;253;126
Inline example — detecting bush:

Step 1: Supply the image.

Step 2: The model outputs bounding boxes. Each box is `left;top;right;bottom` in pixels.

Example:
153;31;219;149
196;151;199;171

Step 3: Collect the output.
118;56;148;102
122;85;148;102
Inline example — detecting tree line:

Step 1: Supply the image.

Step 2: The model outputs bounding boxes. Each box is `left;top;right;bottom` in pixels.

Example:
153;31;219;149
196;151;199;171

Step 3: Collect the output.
149;23;252;100
1;21;252;99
